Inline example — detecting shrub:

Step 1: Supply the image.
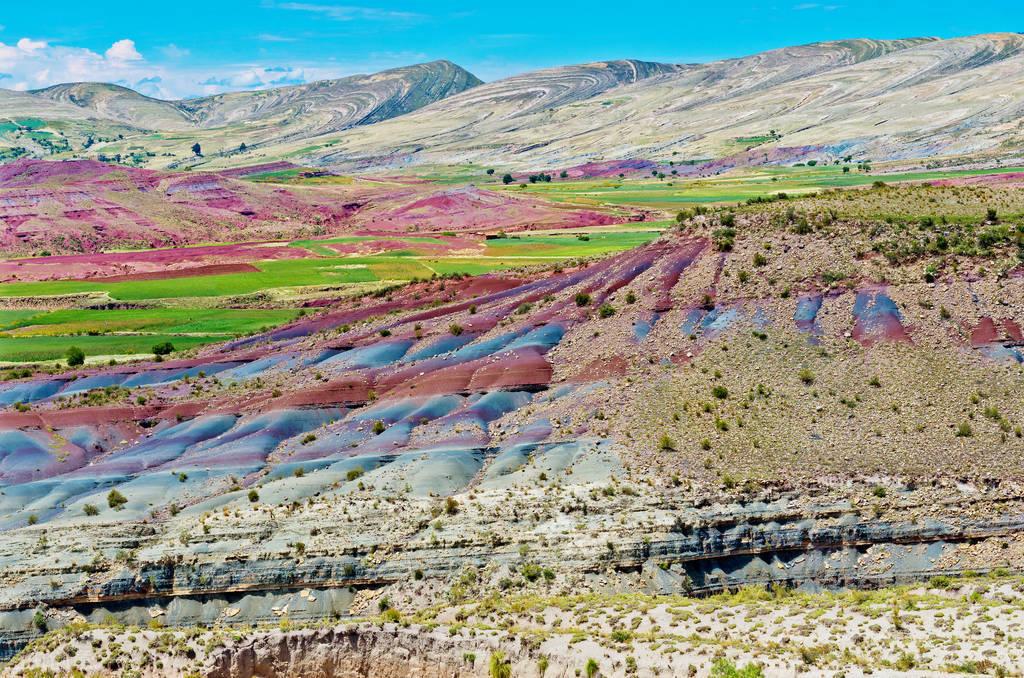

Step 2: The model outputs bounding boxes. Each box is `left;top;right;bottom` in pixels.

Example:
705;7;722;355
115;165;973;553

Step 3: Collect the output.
489;651;511;678
798;368;815;385
445;496;459;515
956;422;973;437
712;385;729;399
625;291;637;304
585;658;600;678
521;562;542;582
659;434;675;451
372;420;386;435
66;346;85;367
575;292;591;307
712;227;736;251
753;252;767;267
152;342;175;356
711;658;764;678
248;489;259;503
83;504;99;516
33;610;47;633
598;303;616;318
449;323;464;336
346;467;365;481
107;489;127;510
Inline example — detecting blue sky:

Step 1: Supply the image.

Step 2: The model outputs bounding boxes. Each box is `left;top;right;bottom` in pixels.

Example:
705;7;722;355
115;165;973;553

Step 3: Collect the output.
0;1;1020;98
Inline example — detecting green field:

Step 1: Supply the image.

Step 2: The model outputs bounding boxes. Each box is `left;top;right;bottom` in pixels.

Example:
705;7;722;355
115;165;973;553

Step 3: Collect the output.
0;229;656;362
493;165;1024;208
0;232;657;301
0;309;304;363
483;231;659;258
0;334;217;363
0;308;302;336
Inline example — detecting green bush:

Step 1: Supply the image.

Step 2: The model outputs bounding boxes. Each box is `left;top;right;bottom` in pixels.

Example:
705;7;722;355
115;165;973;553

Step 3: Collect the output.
66;345;85;367
489;651;511;678
107;489;127;510
152;341;175;356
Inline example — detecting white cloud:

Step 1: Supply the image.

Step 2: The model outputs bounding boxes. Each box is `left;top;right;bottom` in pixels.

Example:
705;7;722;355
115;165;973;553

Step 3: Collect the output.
258;33;298;43
105;39;143;62
160;43;190;59
273;2;423;22
16;38;48;53
0;35;435;99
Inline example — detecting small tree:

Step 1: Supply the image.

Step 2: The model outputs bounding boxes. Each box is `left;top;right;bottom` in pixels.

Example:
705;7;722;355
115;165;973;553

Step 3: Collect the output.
501;174;514;185
152;341;175;356
66;345;85;367
486;168;495;175
191;143;202;157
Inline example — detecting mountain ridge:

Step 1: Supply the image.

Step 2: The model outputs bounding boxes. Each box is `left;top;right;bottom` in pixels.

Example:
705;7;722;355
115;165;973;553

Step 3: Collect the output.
4;33;1024;169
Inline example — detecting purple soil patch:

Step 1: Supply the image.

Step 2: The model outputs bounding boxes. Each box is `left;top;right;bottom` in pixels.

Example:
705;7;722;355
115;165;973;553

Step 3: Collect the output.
852;290;910;346
652;239;705;311
560;159;659;179
633;313;660;342
794;294;825;343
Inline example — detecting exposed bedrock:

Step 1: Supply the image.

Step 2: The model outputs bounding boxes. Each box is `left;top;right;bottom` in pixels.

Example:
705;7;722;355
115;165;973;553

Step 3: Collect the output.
3;495;1023;659
204;625;522;678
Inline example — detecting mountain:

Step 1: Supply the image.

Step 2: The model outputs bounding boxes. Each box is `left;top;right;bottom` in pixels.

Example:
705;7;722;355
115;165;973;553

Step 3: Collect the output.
31;82;196;130
2;61;481;163
179;60;481;132
30;61;482;134
6;34;1024;170
297;33;1024;170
